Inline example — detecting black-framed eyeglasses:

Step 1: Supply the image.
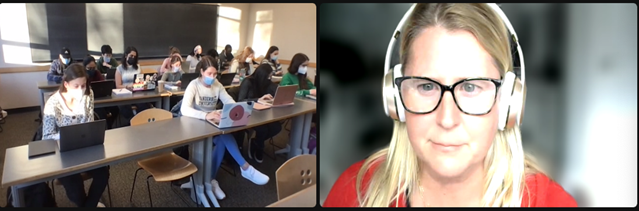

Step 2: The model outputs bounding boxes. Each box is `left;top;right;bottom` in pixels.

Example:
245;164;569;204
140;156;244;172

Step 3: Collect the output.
394;76;502;115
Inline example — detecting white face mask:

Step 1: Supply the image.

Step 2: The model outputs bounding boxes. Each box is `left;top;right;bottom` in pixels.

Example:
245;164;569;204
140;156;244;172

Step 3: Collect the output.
69;88;85;100
245;57;252;63
173;67;180;73
298;66;307;74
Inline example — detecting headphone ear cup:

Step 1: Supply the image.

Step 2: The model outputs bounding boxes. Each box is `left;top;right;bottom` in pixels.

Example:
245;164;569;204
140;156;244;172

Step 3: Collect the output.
506;77;526;129
383;70;399;121
498;71;516;131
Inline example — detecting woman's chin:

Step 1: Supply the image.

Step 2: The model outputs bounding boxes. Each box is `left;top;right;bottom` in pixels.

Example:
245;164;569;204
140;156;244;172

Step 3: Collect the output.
427;157;470;178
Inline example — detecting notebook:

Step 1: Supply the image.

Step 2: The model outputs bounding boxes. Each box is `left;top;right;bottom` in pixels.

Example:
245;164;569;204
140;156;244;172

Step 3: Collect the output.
28;140;58;158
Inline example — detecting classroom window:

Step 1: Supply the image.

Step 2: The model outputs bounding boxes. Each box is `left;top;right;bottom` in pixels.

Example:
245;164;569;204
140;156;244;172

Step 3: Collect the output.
217;6;241;55
252;10;273;58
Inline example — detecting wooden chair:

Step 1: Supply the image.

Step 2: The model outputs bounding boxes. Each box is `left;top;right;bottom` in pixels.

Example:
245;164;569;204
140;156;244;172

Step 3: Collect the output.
128;108;199;207
275;154;316;200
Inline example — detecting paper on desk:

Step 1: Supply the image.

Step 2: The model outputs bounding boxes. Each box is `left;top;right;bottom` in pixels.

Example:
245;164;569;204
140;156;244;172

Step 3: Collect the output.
112;88;132;95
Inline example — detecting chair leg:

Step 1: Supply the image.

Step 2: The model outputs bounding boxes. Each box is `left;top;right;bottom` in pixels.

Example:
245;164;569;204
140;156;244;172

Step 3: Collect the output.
50;181;56;202
107;183;113;207
129;167;143;205
146;175;153;207
168;176;198;207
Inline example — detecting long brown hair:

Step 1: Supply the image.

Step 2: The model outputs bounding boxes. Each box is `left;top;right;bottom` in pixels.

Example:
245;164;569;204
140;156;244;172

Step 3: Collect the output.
238;47;255;70
287;53;310;90
59;63;90;96
196;55;219;77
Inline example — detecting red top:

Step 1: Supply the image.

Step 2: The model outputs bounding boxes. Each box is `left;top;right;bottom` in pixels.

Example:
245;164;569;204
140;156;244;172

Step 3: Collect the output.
323;159;578;207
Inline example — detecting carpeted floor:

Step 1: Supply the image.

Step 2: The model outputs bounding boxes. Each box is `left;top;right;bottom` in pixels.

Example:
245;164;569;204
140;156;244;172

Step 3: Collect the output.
0;108;293;207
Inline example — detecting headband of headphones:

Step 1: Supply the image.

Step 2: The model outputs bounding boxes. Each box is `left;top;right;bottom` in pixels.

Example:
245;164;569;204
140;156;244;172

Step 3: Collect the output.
382;3;526;130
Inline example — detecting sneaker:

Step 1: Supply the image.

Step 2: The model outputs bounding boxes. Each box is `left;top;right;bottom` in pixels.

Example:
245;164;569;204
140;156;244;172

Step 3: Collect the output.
210;179;226;200
241;165;269;185
255;148;263;163
97;202;106;207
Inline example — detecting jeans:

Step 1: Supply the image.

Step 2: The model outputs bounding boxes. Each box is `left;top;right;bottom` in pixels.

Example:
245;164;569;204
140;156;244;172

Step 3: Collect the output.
252;122;282;151
211;134;247;179
57;166;110;207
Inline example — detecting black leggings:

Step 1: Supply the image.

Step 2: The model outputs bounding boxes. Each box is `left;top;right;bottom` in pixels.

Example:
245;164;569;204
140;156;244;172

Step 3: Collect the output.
251;122;282;151
57;166;110;207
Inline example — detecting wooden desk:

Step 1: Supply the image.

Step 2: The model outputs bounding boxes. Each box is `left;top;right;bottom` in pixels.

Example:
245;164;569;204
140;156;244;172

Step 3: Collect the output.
267;184;316;207
94;90;163;109
2;117;222;207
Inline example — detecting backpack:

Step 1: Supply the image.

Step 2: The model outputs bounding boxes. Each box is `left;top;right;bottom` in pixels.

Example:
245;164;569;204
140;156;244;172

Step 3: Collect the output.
5;182;57;207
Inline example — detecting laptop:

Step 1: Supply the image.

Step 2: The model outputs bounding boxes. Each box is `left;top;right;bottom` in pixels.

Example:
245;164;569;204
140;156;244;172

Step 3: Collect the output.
180;73;199;89
58;119;107;152
28;140;58;158
218;73;237;86
91;80;116;98
207;102;254;129
105;69;116;80
258;85;298;107
132;73;158;91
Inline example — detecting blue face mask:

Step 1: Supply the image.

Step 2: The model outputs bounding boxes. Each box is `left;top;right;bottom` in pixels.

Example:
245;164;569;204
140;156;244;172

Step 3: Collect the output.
203;76;215;86
104;56;111;63
62;58;69;64
271;55;278;61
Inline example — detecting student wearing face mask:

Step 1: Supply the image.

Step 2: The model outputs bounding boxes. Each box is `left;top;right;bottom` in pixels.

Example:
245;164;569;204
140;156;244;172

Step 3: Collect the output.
229;46;256;76
96;45;119;74
280;53;317;96
219;44;234;72
160;46;182;76
83;54;105;83
160;54;184;84
42;63;110;207
181;55;270;200
48;47;74;83
261;46;283;76
115;46;151;124
186;45;203;72
237;64;281;163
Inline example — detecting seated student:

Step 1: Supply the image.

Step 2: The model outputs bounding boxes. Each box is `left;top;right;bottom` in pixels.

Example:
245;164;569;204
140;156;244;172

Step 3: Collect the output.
206;49;222;72
261;46;283;76
238;64;281;163
280;53;317;96
186;45;203;72
160;54;184;84
160;46;182;76
218;44;234;72
42;63;109;207
181;55;269;199
48;47;74;83
83;55;105;83
96;45;119;74
115;46;151;123
229;46;256;76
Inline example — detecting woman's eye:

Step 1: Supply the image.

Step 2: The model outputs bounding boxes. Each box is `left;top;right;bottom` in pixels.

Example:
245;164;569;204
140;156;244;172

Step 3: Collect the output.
418;83;435;91
463;83;476;92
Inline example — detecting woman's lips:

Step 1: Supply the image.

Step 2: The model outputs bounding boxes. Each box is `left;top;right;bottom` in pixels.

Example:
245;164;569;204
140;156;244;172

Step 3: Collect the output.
430;140;465;152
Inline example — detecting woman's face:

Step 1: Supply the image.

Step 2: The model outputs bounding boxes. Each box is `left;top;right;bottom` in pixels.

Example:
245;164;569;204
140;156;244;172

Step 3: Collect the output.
172;61;181;69
201;67;218;78
271;50;279;58
86;61;97;70
64;77;87;91
196;47;202;55
403;27;501;178
127;51;137;61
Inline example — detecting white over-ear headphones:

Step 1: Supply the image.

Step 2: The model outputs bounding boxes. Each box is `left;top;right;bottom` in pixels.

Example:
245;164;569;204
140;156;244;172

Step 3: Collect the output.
383;3;526;131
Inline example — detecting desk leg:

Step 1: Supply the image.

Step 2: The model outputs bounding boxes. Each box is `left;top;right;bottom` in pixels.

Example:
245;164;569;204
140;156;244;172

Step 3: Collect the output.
154;99;162;110
191;138;211;207
39;89;46;115
286;114;306;159
163;96;170;111
300;113;313;154
203;136;221;207
11;185;25;207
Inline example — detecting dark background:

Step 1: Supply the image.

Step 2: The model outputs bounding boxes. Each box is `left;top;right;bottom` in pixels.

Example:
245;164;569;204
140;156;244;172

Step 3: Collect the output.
25;3;218;62
318;3;637;207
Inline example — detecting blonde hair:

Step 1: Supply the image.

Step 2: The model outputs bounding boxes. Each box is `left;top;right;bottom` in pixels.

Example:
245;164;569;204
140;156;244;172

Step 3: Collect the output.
356;3;546;207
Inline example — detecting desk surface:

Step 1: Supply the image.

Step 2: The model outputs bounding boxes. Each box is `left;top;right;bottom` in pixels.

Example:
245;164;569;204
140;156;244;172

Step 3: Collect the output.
216;98;317;134
37;81;60;89
2;117;221;188
95;90;162;103
267;184;316;207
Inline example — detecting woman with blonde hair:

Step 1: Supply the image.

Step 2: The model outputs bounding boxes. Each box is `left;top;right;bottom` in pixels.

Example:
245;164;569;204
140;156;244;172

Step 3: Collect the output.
229;46;256;76
323;3;577;207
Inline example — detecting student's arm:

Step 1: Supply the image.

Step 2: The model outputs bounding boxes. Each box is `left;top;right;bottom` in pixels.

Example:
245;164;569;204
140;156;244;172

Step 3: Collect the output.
109;58;119;70
95;70;105;81
280;73;294;86
229;60;238;74
42;96;60;140
88;89;95;122
180;81;209;120
160;71;169;81
307;78;316;89
96;57;106;73
47;61;63;83
218;83;236;104
159;58;171;75
115;67;125;89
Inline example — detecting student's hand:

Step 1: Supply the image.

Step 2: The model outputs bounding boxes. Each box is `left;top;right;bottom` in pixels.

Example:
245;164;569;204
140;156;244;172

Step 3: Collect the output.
260;94;273;101
103;62;111;68
310;89;317;96
206;110;221;122
176;80;182;85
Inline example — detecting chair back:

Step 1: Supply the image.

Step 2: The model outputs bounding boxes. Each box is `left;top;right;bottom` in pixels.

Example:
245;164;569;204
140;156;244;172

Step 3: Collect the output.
275;154;316;200
130;108;172;126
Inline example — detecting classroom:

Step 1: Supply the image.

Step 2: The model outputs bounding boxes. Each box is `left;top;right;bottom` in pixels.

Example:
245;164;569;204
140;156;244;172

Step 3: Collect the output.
0;3;316;207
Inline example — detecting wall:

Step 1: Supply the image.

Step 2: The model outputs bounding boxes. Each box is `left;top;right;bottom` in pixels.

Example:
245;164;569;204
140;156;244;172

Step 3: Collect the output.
200;3;251;52
246;3;317;79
